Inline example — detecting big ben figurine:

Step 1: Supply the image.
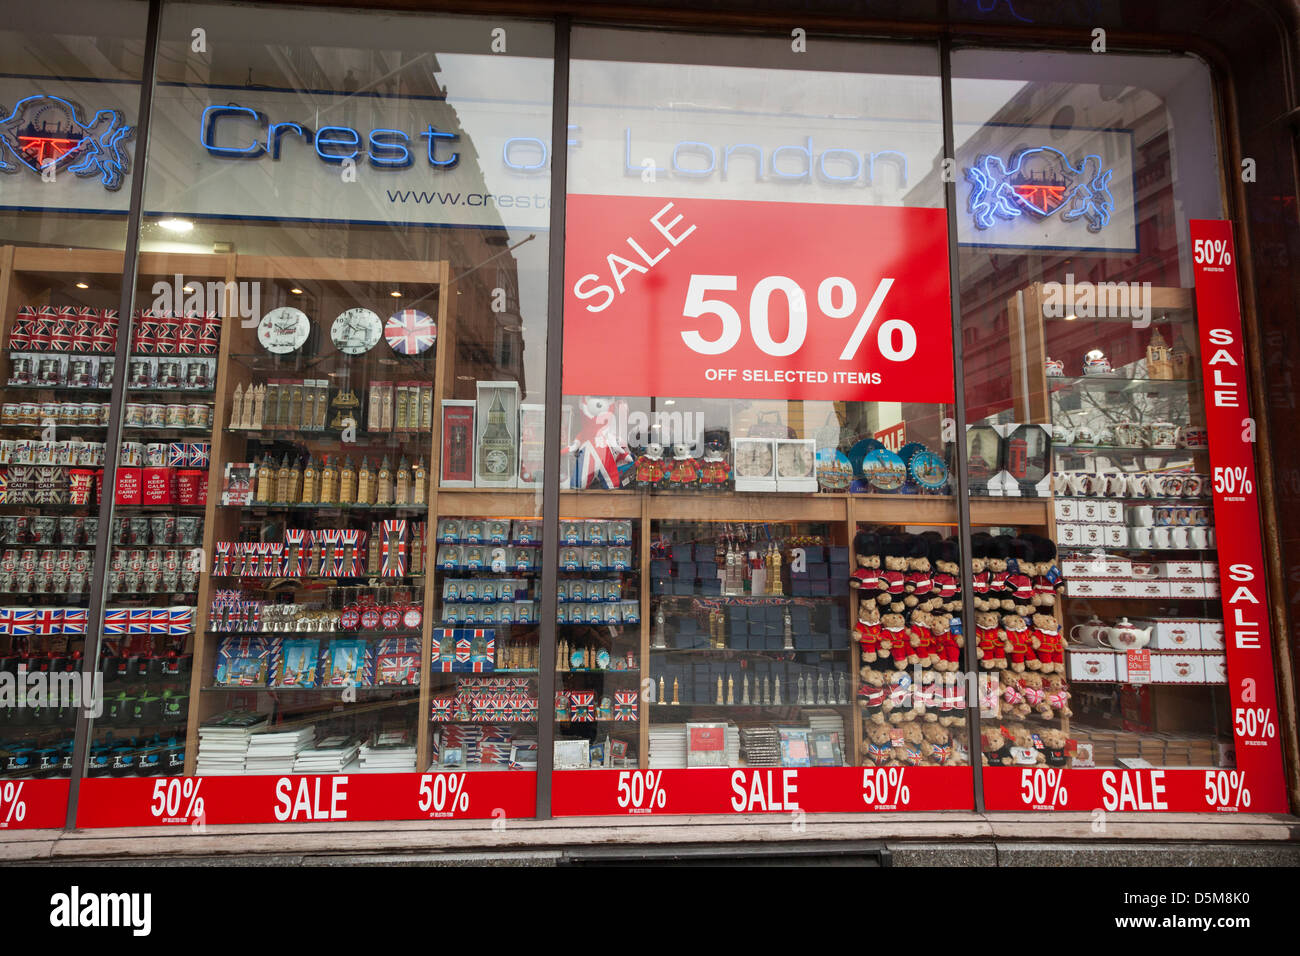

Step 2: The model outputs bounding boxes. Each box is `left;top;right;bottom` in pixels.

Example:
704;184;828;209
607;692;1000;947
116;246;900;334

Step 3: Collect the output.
356;457;373;506
319;455;338;505
302;456;318;504
339;457;357;505
376;456;394;506
412;457;428;506
477;391;516;485
395;455;411;505
275;454;292;503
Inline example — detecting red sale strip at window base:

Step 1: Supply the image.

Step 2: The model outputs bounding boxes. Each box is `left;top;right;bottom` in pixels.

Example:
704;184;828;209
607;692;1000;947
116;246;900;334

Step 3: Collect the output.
73;772;537;828
0;778;69;830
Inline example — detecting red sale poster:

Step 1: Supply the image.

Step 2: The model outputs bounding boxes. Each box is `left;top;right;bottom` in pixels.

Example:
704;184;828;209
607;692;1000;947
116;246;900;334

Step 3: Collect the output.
563;195;954;403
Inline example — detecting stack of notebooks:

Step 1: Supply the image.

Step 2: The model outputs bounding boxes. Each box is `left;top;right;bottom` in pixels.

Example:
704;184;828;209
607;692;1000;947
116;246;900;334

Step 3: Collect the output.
358;732;417;773
195;709;267;775
739;726;781;766
648;724;687;769
245;728;315;775
806;710;847;767
292;735;362;774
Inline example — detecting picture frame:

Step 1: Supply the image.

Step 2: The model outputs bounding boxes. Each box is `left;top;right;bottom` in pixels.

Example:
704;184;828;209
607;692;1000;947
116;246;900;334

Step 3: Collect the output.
439;400;475;487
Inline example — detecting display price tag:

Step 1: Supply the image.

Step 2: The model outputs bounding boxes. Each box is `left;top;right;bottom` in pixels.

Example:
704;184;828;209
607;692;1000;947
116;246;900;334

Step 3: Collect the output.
563;195;954;403
0;778;69;829
1126;649;1152;684
553;767;972;815
75;772;537;828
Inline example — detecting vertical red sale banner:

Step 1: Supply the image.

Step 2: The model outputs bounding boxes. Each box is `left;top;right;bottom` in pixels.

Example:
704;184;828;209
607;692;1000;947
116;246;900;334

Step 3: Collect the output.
1189;219;1288;813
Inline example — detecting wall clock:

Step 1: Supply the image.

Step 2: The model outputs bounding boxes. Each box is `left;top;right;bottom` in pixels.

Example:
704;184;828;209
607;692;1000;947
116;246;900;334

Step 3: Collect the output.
257;307;311;354
385;308;436;355
330;307;383;355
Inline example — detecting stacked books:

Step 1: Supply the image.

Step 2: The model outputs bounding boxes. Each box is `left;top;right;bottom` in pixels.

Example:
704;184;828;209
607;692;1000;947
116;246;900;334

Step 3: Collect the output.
292;735;362;774
358;731;417;773
245;727;315;775
740;726;781;767
648;724;687;769
195;709;267;775
806;710;847;767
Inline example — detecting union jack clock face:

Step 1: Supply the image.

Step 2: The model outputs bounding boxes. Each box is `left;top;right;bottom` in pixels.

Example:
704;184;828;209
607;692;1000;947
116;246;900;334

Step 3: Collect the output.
402;607;422;629
381;607;400;630
385;308;436;356
340;607;360;629
360;607;381;630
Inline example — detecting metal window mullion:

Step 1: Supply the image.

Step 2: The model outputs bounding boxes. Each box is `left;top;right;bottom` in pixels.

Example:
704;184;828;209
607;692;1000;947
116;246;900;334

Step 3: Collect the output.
65;0;164;831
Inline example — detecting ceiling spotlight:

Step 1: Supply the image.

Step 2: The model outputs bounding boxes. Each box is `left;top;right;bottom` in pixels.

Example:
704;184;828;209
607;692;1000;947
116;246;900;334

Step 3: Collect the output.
75;282;89;290
290;288;304;295
390;290;402;297
182;286;195;294
157;218;193;234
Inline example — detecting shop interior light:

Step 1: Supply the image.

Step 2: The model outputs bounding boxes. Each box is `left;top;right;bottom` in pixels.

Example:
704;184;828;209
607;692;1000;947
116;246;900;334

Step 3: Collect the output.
183;286;195;294
157;218;194;234
664;399;676;405
74;282;89;289
390;290;402;297
290;288;303;295
1064;313;1077;321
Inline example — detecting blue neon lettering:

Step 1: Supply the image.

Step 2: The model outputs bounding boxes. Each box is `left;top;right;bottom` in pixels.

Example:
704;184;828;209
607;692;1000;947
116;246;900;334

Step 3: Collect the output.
671;141;715;178
200;105;266;158
421;126;460;168
367;129;412;168
866;150;908;188
267;121;312;159
624;128;665;178
722;144;764;181
503;137;546;171
818;147;860;183
314;126;360;164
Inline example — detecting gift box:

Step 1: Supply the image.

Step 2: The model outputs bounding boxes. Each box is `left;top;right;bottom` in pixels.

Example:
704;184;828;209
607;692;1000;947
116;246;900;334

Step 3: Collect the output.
430;696;455;721
613;689;638;721
114;467;142;504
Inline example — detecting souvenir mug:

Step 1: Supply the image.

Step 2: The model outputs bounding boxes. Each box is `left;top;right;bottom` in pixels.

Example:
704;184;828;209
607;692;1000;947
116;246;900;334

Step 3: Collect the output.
1115;421;1144;447
1101;472;1128;496
1126;472;1151;497
1073;426;1096;445
1184;473;1207;497
1178;426;1209;449
1129;526;1154;547
1153;527;1173;548
1190;527;1211;548
1171;526;1192;548
1148;421;1177;449
1067;472;1095;496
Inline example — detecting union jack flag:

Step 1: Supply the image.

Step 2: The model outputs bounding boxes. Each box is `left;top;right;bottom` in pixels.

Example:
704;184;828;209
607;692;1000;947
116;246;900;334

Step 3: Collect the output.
455;637;472;664
11;608;58;635
569;691;595;722
128;608;153;634
168;606;193;634
62;608;87;635
380;520;407;577
614;690;638;721
167;443;188;468
103;608;128;634
384;309;436;356
188;443;210;468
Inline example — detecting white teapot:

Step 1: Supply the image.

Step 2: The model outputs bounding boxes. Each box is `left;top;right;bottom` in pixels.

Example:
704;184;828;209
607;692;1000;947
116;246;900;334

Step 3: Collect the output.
1100;617;1152;651
1069;615;1106;646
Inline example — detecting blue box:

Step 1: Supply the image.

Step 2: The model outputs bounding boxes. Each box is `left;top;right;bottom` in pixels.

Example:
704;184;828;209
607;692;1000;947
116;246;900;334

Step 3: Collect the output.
671;544;693;562
802;546;826;562
830;561;849;579
673;580;695;596
795;632;813;650
728;619;747;637
677;618;699;635
791;607;812;631
699;579;721;596
791;579;811;596
810;632;829;650
806;561;829;579
677;562;697;580
696;562;717;580
828;547;849;563
830;629;849;650
729;632;748;650
748;622;765;636
811;580;831;596
766;635;784;650
650;559;670;578
765;606;783;623
831;577;849;596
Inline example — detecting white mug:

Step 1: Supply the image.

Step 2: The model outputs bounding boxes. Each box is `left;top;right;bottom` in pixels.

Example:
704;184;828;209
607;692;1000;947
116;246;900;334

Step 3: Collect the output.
1068;472;1095;496
1129;505;1156;526
1127;472;1151;498
1190;527;1210;549
1172;526;1191;548
1130;526;1154;547
1154;526;1173;548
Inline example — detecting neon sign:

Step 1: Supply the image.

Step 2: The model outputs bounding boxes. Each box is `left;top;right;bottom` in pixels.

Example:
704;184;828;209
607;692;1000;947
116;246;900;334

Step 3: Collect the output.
0;94;133;191
965;146;1114;233
199;105;459;169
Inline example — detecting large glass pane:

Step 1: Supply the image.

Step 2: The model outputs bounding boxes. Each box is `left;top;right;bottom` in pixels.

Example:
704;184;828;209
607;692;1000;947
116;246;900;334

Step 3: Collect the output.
0;0;150;828
955;49;1287;812
555;26;973;815
76;1;551;827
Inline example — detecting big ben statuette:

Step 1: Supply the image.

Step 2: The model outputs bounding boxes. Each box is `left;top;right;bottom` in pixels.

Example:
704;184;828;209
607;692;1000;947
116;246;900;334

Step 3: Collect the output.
477;391;515;484
412;457;428;506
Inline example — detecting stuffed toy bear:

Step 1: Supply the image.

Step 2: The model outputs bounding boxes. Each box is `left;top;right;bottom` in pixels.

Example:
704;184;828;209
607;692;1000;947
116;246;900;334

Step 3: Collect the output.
930;612;961;672
1039;727;1070;767
916;668;941;722
1043;674;1073;718
1006;537;1037;616
922;722;960;766
999;669;1031;719
940;672;968;727
1027;533;1066;607
879;612;911;669
970;532;992;611
876;537;908;613
979;672;1002;719
855;599;883;665
975;610;1007;670
907;609;936;668
903;536;932;609
1005;723;1048;766
857;667;887;724
931;537;963;613
850;531;881;591
1018;671;1053;719
986;535;1014;612
1032;612;1065;674
862;721;895;767
894;720;926;767
981;726;1014;766
883;669;921;724
1001;612;1037;671
665;442;700;488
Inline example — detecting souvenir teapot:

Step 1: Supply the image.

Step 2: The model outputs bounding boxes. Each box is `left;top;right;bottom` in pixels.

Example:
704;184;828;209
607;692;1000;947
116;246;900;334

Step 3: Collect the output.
1068;615;1107;647
1044;357;1065;377
1099;617;1152;651
1082;349;1112;376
